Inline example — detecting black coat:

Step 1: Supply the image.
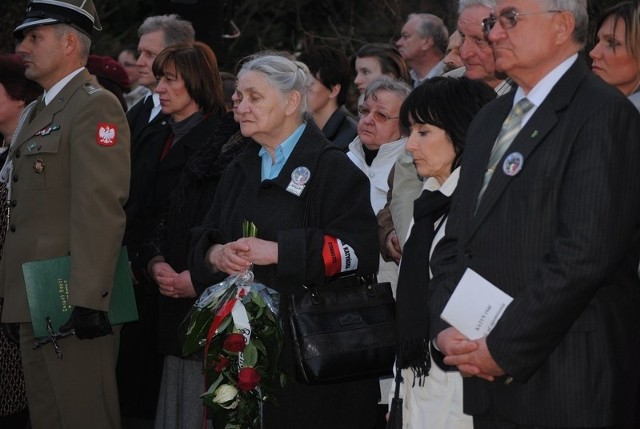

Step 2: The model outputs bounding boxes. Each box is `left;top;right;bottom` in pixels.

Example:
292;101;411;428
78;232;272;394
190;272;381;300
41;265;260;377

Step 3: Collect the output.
123;99;171;258
136;113;243;355
189;121;381;429
322;105;358;151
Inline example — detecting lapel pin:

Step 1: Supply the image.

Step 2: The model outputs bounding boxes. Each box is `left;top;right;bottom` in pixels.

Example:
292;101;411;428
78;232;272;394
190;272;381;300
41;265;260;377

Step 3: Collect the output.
503;152;524;176
27;142;38;152
286;166;311;196
531;130;539;138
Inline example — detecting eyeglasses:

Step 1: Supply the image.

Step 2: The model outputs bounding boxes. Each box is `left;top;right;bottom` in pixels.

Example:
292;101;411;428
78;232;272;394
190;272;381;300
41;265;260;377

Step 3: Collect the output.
358;106;399;123
482;9;562;38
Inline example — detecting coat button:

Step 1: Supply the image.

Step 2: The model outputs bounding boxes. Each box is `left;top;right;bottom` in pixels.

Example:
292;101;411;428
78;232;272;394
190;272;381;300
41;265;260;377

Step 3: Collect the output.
9;225;16;232
12;174;18;183
14;149;20;158
10;200;17;208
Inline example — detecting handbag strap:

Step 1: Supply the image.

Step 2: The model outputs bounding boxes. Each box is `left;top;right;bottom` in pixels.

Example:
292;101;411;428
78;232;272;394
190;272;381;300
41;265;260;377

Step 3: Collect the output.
302;144;342;228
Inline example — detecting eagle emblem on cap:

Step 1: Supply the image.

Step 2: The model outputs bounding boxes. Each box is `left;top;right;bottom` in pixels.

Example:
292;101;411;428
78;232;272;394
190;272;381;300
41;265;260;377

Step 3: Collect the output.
97;123;117;146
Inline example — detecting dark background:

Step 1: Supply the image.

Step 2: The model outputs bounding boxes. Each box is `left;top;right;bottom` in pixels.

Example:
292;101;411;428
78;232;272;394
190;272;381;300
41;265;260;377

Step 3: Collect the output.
0;0;621;72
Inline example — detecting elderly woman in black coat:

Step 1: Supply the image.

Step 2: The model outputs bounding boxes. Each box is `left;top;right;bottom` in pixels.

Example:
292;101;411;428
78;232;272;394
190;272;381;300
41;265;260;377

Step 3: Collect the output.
188;53;381;428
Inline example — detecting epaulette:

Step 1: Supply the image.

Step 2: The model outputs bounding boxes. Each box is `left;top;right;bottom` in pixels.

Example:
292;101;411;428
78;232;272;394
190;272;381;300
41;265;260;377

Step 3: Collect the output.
83;82;103;95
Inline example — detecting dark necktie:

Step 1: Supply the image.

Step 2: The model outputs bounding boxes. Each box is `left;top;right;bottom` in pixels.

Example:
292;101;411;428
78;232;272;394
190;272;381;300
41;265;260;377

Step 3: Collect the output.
29;97;46;124
142;95;154;122
395;189;451;378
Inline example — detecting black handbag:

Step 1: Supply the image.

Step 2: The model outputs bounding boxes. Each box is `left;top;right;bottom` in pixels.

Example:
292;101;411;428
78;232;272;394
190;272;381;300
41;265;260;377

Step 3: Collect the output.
287;145;396;384
288;274;396;384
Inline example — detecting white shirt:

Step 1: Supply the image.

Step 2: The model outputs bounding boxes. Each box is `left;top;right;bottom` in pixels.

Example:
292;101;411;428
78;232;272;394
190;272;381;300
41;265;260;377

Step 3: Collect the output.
514;53;578;127
43;67;85;105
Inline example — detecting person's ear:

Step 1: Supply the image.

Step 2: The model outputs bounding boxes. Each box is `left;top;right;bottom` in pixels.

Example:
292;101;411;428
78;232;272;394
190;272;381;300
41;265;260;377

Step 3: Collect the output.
554;11;576;46
285;90;301;116
328;84;341;100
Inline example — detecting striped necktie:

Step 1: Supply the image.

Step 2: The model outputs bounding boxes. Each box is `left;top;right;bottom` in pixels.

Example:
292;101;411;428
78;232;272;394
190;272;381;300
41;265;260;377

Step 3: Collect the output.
476;97;534;206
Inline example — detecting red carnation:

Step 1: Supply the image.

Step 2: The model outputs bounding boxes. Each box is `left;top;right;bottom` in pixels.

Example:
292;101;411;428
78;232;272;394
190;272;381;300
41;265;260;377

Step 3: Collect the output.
223;333;246;353
237;367;261;391
213;355;230;373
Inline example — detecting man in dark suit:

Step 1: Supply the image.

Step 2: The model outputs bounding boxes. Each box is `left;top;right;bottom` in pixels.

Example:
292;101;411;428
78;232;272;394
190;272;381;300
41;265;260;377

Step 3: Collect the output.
117;14;196;422
429;0;640;427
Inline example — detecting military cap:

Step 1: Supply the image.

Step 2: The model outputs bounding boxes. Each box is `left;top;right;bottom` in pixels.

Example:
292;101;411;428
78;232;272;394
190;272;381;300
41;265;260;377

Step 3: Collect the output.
14;0;102;38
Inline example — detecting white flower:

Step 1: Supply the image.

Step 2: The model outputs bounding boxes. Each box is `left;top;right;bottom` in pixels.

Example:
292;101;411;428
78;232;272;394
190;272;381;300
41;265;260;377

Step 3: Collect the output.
212;384;239;409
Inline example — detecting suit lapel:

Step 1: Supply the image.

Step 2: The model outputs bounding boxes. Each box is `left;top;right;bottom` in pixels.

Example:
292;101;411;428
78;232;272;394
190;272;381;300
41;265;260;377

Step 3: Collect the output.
468;60;588;240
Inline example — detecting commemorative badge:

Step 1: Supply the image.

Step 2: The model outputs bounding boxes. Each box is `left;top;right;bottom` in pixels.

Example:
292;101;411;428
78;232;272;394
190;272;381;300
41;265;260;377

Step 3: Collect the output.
33;159;45;174
503;152;524;176
286;166;311;196
97;123;118;146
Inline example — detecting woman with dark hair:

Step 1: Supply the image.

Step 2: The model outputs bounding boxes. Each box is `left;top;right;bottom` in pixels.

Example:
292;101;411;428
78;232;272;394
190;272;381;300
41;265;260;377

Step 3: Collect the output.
133;41;232;429
0;52;41;429
590;1;640;109
392;76;495;429
353;43;411;100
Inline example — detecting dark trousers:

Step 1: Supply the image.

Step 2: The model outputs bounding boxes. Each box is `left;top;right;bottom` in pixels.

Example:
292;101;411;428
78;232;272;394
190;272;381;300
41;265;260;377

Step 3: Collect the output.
474;410;619;429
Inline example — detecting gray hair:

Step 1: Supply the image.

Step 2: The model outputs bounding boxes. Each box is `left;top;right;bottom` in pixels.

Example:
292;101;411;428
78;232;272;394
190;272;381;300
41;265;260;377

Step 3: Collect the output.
408;13;449;54
546;0;588;46
238;53;312;117
55;24;91;60
363;75;412;102
138;14;195;47
458;0;496;13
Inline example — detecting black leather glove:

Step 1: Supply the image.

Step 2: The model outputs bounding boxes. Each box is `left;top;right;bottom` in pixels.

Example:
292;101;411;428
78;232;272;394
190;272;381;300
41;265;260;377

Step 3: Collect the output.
59;306;113;339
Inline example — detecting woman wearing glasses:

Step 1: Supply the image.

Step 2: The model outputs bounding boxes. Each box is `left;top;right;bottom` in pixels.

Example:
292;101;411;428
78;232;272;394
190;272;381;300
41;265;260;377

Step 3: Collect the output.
589;1;640;110
347;76;412;294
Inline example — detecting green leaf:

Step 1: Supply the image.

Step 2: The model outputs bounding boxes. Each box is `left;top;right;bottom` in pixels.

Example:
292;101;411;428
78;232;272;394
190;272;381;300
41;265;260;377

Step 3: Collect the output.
243;342;258;367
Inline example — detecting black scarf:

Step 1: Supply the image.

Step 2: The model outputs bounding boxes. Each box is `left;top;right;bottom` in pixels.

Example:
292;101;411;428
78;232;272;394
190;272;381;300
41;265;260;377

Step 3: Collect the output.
395;188;450;384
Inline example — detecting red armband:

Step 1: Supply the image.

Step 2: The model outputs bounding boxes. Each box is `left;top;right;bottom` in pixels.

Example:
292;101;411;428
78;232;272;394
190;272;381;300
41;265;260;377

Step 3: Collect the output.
322;235;359;277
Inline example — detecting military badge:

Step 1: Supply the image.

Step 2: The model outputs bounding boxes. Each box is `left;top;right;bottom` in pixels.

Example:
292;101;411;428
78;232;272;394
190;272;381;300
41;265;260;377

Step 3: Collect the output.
33;159;45;174
97;123;117;146
35;124;60;137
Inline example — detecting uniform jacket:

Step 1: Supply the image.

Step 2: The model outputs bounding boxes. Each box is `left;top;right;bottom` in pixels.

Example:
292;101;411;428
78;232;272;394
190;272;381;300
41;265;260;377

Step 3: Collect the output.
0;69;130;323
429;59;640;426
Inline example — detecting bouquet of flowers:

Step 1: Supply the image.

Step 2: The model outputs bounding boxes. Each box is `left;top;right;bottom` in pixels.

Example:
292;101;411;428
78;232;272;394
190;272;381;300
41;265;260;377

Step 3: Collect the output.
183;223;285;429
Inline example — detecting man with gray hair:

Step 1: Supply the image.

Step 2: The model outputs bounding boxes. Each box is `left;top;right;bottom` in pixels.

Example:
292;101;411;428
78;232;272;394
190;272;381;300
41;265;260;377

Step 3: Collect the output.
450;0;513;95
396;13;448;87
117;13;195;423
430;0;640;427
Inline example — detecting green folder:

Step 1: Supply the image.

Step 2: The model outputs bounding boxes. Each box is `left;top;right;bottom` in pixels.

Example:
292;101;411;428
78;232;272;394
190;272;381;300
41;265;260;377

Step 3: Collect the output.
22;247;139;338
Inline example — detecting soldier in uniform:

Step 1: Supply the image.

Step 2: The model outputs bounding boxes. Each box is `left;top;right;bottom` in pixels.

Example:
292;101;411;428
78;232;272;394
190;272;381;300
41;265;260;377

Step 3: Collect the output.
0;0;130;427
